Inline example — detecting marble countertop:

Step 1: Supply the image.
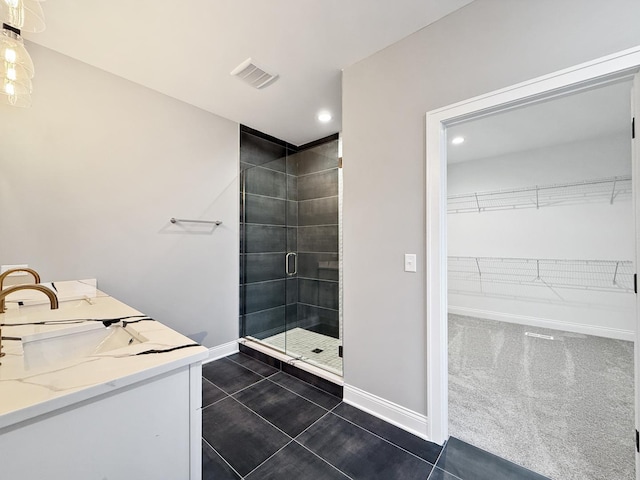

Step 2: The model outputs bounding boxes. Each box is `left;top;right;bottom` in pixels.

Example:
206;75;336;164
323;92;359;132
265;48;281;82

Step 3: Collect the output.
0;280;208;430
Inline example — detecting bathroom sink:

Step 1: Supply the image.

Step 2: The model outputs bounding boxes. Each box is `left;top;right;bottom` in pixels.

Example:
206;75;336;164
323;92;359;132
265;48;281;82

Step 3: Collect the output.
21;323;145;370
12;298;95;313
1;280;99;312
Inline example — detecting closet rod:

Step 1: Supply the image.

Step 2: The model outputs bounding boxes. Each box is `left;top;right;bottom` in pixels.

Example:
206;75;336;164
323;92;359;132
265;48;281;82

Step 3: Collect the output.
448;175;631;214
448;256;634;293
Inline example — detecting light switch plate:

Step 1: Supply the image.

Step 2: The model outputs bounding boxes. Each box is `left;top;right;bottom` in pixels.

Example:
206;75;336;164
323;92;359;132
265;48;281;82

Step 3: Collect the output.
404;254;417;273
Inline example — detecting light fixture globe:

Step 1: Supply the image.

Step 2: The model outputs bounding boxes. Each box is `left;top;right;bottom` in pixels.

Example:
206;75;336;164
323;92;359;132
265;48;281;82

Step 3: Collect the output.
0;78;31;106
0;25;33;107
0;0;45;33
0;27;34;77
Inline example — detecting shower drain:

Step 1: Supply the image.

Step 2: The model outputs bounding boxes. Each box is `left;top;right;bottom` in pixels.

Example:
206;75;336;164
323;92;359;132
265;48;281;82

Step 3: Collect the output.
311;348;324;354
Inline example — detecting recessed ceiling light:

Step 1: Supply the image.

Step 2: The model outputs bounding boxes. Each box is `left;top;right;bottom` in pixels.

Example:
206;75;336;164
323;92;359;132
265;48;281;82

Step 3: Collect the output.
451;136;465;145
317;111;332;123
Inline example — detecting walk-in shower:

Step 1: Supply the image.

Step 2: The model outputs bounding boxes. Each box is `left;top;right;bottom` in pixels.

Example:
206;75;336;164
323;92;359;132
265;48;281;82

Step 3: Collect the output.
239;126;342;376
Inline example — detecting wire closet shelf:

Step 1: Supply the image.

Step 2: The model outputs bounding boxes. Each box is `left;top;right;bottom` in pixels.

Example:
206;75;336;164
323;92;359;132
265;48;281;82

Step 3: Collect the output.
447;175;631;214
448;256;634;293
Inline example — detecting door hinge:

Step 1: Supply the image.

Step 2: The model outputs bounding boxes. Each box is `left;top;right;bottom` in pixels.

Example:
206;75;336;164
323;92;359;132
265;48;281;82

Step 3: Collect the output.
338;346;343;358
635;273;637;294
636;429;639;453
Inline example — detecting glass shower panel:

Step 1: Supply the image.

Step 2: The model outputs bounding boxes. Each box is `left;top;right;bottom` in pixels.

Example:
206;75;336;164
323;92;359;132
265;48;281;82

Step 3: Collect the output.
239;131;289;343
284;140;342;376
240;127;342;376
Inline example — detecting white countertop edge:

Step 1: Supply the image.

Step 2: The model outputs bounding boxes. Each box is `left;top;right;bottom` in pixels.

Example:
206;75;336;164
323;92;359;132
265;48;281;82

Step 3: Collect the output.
0;345;208;431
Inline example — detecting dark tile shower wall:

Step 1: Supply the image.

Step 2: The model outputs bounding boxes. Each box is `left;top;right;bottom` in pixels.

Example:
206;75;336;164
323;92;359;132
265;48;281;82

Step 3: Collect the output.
289;141;340;338
240;128;294;339
240;126;339;341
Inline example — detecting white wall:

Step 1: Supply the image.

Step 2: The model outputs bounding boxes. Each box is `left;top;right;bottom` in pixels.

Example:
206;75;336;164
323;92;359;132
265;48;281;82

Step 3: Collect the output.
0;44;239;348
342;0;640;421
448;134;635;338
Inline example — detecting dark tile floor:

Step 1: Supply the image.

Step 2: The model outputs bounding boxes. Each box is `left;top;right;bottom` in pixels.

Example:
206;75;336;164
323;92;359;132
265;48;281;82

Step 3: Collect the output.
202;353;549;480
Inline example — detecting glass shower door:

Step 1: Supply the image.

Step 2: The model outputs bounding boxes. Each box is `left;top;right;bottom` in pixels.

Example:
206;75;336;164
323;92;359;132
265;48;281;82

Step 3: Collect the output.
282;140;343;376
240;127;342;376
239;132;290;346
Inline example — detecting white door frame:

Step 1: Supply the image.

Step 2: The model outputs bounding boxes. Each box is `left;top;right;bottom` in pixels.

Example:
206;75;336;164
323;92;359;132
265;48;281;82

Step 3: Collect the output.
425;45;640;446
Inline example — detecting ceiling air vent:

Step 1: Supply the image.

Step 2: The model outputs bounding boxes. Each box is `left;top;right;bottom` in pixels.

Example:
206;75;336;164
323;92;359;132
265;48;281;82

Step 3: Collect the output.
230;58;279;89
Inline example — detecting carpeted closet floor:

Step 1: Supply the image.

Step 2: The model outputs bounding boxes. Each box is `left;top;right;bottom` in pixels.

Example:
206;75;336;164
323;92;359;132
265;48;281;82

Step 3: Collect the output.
448;313;635;480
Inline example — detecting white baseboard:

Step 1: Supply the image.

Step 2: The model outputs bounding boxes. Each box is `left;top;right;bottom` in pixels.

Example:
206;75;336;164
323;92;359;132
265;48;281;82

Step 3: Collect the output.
448;306;635;342
203;340;239;364
343;384;430;441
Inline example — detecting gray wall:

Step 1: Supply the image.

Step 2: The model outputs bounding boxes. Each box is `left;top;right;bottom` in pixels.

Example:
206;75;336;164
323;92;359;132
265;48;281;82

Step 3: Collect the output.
0;43;239;348
342;0;640;415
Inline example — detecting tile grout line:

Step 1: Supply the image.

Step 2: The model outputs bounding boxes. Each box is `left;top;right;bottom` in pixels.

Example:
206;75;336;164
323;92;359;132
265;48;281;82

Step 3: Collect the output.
242;222;339;228
291;438;355;480
223;377;342;478
201;396;343;480
427;439;456;480
227;376;270;397
330;409;437;467
227;394;296;441
241;439;296;479
201;392;231;411
298;224;340;228
202;361;439;479
241;276;339;286
202;361;301;478
297;194;339;201
241;190;339;202
243;162;339;178
428;465;464;480
295;166;340;178
264;375;339;411
216;360;342;430
290;402;355;480
227;353;342;408
222;394;301;478
202;437;244;480
270;369;342;400
225;354;279;378
288;400;341;440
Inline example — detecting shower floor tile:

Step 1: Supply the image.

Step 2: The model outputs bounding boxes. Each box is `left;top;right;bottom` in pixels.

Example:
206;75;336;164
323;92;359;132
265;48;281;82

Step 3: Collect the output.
261;327;343;373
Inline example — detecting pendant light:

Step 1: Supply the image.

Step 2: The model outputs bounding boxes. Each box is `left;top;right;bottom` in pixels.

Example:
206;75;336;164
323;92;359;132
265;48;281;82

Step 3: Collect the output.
0;26;33;107
0;0;45;33
0;0;45;108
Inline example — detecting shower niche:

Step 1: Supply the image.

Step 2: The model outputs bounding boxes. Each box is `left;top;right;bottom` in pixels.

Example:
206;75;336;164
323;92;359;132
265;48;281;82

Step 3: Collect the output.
239;126;342;376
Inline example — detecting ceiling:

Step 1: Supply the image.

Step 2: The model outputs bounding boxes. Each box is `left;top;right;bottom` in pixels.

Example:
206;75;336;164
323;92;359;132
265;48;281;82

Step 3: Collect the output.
447;79;633;164
24;0;474;146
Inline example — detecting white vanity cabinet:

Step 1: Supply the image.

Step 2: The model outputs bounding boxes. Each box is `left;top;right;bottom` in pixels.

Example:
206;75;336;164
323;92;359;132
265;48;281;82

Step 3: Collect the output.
0;282;208;480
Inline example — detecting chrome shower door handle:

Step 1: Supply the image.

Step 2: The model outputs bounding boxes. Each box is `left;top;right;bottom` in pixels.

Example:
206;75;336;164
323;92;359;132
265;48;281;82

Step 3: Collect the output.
285;252;297;276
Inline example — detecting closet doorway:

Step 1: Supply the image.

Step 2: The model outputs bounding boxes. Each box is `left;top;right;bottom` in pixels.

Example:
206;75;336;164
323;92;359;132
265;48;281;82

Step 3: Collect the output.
425;47;640;480
447;80;634;480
